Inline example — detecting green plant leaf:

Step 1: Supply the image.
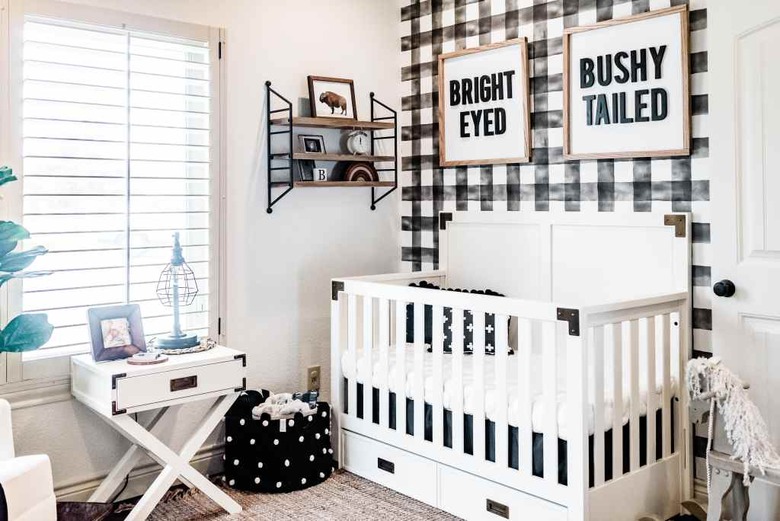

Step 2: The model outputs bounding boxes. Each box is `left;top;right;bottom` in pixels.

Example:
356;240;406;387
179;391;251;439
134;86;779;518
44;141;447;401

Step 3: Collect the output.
0;221;29;242
0;246;47;273
0;221;30;257
0;167;16;188
0;313;54;352
0;270;52;288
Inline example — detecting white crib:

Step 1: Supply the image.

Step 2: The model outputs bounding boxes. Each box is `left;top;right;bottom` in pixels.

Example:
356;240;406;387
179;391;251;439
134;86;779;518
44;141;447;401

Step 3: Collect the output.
330;212;692;521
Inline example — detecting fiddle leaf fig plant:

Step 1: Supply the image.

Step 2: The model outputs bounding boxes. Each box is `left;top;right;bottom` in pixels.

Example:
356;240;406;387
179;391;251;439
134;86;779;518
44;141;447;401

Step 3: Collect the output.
0;166;53;352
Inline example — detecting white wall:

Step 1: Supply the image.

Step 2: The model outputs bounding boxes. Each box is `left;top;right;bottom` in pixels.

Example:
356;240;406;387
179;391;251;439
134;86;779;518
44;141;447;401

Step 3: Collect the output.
9;0;400;497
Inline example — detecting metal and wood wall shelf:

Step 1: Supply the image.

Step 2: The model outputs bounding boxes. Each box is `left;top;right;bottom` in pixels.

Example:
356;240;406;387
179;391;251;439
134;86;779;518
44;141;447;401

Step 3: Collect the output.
265;81;398;214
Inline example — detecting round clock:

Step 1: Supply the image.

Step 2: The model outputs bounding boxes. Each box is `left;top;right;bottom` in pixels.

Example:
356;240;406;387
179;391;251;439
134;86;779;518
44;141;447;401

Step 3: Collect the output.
346;130;370;155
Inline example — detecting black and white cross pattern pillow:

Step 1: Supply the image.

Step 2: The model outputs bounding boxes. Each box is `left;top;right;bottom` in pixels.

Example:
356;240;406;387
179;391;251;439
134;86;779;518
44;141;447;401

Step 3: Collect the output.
442;308;512;355
442;306;509;355
406;281;512;355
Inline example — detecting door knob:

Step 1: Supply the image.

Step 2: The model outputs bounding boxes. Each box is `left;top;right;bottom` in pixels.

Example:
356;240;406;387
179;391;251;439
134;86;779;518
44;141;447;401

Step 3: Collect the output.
713;279;736;298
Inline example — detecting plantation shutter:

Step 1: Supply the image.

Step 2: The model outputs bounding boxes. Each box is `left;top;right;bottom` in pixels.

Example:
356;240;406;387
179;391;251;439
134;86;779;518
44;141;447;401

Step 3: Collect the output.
20;18;214;356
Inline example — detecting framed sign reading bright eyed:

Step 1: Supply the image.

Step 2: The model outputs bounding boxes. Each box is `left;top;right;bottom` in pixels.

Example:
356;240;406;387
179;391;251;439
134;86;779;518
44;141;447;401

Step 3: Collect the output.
437;38;531;167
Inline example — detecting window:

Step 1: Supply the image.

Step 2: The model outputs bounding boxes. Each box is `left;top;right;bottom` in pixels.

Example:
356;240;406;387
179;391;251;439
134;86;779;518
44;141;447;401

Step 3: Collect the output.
3;3;223;385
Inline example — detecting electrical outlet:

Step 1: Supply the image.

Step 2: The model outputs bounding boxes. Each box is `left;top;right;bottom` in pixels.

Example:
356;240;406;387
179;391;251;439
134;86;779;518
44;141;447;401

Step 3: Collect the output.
307;365;321;391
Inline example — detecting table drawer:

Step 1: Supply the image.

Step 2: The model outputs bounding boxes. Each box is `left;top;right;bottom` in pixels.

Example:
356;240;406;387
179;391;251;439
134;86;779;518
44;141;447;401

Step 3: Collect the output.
438;465;567;521
343;430;437;505
114;357;245;412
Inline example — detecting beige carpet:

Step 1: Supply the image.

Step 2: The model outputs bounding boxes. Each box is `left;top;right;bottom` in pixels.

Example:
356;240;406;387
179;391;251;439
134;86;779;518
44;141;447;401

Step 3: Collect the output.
144;470;460;520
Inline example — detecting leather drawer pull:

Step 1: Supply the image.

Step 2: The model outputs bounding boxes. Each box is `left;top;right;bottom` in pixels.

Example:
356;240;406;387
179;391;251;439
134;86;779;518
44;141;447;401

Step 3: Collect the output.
170;375;198;392
377;457;395;474
486;499;509;519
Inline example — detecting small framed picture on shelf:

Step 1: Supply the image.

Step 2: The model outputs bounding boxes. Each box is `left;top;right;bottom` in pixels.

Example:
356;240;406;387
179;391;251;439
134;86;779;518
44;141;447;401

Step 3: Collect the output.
307;76;357;119
87;304;146;362
298;134;326;154
297;160;315;182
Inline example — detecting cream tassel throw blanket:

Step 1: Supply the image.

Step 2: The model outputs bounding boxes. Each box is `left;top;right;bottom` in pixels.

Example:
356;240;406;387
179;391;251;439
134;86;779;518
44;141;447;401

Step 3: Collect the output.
686;357;780;494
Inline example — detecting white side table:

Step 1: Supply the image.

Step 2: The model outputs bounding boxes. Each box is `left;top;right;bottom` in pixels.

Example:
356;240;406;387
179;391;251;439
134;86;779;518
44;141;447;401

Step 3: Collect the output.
71;345;247;520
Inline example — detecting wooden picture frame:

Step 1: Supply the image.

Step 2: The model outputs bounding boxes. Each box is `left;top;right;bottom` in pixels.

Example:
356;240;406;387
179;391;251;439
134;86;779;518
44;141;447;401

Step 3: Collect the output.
563;5;690;160
87;304;147;362
298;134;326;154
297;160;315;182
437;38;531;167
307;76;358;120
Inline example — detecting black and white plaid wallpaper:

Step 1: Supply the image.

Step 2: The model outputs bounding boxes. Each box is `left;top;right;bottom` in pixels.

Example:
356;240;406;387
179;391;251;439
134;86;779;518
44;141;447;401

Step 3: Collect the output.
399;0;711;481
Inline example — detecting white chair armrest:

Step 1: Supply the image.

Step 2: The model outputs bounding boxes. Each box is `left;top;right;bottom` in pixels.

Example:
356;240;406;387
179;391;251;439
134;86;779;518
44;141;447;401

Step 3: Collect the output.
0;455;56;521
0;399;14;460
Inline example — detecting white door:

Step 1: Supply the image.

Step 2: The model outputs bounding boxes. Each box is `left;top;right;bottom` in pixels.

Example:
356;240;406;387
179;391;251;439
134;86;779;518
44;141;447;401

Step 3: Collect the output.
710;0;780;516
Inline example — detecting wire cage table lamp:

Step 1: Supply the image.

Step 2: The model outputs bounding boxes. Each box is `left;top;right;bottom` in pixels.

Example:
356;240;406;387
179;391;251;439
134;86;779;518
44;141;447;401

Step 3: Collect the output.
155;232;200;349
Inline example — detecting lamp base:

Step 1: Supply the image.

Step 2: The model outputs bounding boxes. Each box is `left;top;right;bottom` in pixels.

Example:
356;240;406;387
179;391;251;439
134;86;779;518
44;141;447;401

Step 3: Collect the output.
155;333;199;349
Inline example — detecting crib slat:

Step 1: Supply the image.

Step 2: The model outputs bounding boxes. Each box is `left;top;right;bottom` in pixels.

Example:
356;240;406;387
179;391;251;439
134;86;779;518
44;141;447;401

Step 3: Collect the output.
331;292;343;463
451;308;465;454
646;316;657;465
473;312;486;462
611;322;623;480
672;311;682;460
593;326;606;486
378;298;390;429
432;305;445;448
542;321;558;484
413;302;425;440
629;320;640;472
517;318;533;477
363;297;374;424
566;321;588;515
347;294;358;420
661;313;672;458
395;300;407;438
494;314;509;469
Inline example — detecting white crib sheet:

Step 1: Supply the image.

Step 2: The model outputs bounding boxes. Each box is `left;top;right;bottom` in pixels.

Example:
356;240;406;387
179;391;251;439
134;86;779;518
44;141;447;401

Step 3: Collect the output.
341;345;679;441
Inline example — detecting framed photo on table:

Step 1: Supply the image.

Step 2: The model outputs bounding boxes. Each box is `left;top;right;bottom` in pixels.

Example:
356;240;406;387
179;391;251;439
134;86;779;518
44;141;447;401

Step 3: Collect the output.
437;38;531;167
563;5;690;159
87;304;147;361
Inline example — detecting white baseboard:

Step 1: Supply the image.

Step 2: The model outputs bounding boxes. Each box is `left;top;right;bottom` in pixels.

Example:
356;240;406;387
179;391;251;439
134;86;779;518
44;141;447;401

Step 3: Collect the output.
55;443;225;502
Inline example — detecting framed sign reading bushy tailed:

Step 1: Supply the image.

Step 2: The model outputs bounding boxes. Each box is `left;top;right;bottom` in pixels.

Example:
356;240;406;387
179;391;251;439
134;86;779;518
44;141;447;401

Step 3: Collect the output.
437;38;531;166
563;5;690;159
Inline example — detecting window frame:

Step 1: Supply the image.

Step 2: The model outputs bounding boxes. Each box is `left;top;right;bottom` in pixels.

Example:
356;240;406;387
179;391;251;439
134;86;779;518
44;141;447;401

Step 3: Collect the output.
0;0;227;403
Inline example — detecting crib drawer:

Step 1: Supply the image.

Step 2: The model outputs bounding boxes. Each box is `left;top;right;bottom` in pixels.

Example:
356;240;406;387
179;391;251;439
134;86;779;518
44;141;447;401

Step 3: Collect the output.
342;430;437;504
438;465;567;521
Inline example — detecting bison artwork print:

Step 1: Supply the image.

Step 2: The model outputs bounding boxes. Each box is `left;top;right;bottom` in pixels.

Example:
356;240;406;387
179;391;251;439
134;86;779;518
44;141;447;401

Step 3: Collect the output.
308;75;357;120
319;91;347;115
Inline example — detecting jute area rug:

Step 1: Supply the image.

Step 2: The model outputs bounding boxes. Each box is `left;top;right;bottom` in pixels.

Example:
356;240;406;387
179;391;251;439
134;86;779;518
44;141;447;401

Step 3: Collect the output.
144;470;459;520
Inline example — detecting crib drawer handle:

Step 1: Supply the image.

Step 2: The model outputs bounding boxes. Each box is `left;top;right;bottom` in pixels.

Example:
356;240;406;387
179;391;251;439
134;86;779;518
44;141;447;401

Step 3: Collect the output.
377;457;395;474
486;499;509;519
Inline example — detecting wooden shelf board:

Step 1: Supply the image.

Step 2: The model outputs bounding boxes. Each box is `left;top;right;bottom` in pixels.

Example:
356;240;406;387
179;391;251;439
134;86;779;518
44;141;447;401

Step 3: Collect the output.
294;181;395;188
270;116;394;130
292;153;394;162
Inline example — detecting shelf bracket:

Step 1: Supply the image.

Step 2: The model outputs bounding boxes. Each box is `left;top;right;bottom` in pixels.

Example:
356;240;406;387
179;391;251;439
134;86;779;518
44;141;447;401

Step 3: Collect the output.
369;92;398;211
266;81;294;214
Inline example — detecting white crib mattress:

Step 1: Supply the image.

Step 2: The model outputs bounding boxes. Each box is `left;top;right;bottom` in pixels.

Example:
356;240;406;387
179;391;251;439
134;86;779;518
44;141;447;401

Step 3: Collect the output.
341;345;678;441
